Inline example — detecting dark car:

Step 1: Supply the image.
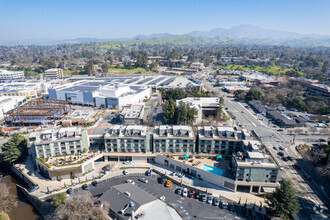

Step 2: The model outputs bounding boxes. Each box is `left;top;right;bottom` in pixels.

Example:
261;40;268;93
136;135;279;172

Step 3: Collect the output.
188;189;194;198
282;157;288;162
294;163;301;169
29;185;39;192
287;156;293;161
278;152;284;157
91;181;98;187
195;191;201;200
228;202;234;212
305;175;311;180
158;177;165;184
82;184;88;190
176;188;182;195
66;188;73;194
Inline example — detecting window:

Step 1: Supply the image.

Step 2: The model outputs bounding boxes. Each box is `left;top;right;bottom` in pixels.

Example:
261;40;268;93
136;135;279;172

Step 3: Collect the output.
246;174;249;176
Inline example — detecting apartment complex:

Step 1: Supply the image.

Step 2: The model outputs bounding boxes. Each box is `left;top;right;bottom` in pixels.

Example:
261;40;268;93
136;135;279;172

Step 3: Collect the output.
104;125;151;153
198;126;244;154
153;125;195;153
0;70;24;80
29;127;89;159
44;68;64;79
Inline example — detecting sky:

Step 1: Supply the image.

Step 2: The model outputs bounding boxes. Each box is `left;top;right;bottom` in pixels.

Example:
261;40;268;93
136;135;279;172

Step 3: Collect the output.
0;0;329;41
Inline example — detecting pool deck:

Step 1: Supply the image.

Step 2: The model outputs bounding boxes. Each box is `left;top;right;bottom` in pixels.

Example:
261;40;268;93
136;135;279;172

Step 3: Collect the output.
172;155;230;172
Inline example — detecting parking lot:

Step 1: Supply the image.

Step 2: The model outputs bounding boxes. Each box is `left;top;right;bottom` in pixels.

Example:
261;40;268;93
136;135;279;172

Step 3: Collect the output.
71;171;266;220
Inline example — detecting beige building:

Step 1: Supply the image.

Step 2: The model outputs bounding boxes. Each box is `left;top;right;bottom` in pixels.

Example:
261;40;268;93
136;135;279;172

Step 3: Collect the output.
45;68;63;78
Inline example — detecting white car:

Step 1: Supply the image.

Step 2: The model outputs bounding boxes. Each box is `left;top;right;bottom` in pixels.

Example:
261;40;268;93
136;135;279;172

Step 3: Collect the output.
123;161;132;165
159;195;165;201
279;164;284;170
126;179;135;184
123;170;128;175
182;188;188;197
139;178;148;183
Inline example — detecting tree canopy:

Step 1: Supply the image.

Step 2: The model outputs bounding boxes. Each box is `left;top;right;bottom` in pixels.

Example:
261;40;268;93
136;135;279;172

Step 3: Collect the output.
50;192;67;208
2;133;28;164
266;179;300;218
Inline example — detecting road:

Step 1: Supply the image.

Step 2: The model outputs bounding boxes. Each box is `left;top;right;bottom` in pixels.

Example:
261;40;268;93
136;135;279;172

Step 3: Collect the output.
203;80;329;218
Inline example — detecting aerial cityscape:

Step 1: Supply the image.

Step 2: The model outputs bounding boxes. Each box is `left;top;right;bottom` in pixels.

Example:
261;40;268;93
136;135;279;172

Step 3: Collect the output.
0;0;329;220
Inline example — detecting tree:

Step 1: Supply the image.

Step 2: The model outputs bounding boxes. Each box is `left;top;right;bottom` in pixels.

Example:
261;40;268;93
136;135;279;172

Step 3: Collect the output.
163;99;175;122
107;55;114;66
50;192;67;208
101;63;109;74
51;192;109;220
245;88;262;101
84;63;95;75
136;51;148;68
2;133;28;164
0;182;17;214
266;180;300;218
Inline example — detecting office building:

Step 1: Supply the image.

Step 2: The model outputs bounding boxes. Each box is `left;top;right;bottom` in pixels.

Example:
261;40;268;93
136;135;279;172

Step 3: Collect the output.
0;70;24;80
44;68;64;79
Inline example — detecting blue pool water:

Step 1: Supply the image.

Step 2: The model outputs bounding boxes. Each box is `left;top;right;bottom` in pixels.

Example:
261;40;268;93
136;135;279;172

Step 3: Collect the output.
200;164;224;176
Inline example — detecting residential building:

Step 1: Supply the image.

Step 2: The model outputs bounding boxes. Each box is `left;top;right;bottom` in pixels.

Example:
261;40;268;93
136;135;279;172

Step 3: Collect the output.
104;125;151;153
44;68;64;79
0;70;24;80
198;126;244;154
29;127;89;159
153;125;195;153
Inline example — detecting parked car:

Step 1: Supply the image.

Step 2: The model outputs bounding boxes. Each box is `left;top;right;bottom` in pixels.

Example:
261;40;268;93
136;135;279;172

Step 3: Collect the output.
123;161;132;165
123;170;128;175
91;181;98;187
282;157;288;162
287;156;293;161
82;184;88;190
273;146;279;150
195;191;201;200
27;171;35;176
145;169;152;176
188;189;195;198
279;164;284;170
126;179;135;184
158;177;165;184
228;202;234;212
66;188;73;194
220;200;228;209
279;146;286;150
182;188;188;197
176;188;182;195
207;195;213;204
139;178;148;183
278;152;284;157
213;197;220;206
166;180;171;187
102;165;111;171
124;191;131;196
201;194;207;202
294;163;301;169
159;195;165;201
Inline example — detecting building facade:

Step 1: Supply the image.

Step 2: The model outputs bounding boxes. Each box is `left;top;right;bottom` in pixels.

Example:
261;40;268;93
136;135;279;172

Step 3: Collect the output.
0;70;24;80
44;68;63;78
104;125;151;153
153;125;195;153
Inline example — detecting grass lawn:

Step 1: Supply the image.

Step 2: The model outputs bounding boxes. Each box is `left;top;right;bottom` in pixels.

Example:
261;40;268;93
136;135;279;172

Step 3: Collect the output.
108;66;155;73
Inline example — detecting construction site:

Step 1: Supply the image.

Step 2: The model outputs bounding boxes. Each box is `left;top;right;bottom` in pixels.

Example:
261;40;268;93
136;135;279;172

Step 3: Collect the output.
4;98;71;126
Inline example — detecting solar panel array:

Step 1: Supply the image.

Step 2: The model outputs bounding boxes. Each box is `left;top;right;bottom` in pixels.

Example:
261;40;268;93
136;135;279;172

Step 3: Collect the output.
147;76;166;85
159;77;175;86
136;77;153;85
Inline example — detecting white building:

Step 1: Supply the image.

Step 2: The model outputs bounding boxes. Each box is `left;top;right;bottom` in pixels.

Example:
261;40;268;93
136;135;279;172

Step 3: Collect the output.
0;96;27;119
48;80;151;108
176;97;220;124
0;70;24;80
45;68;63;78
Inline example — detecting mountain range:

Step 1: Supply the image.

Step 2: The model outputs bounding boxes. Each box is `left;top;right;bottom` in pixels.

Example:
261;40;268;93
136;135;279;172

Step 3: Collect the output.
1;25;329;46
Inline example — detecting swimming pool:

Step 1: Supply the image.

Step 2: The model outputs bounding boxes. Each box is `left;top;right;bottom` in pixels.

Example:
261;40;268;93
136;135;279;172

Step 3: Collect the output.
200;164;224;176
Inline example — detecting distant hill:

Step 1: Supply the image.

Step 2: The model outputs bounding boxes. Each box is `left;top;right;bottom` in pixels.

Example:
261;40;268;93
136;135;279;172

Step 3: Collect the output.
187;24;329;39
1;25;330;47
